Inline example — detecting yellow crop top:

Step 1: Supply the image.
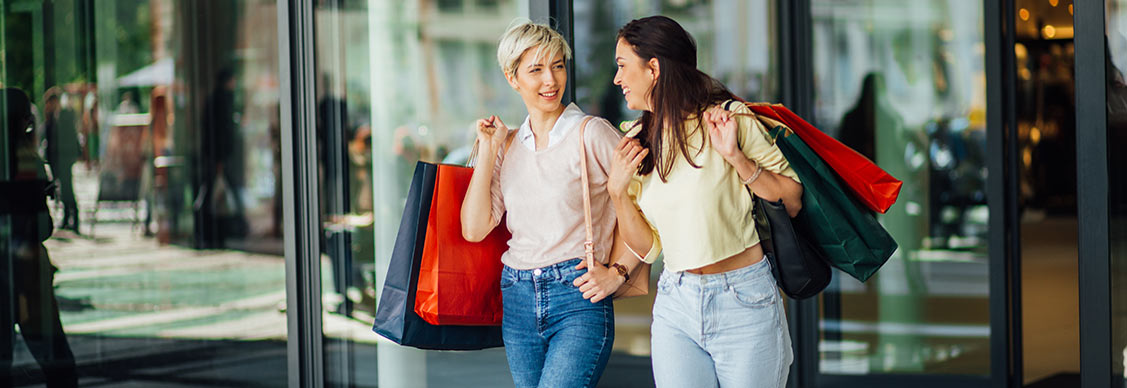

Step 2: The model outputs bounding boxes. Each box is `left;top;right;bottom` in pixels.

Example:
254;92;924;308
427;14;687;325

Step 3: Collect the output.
628;100;801;272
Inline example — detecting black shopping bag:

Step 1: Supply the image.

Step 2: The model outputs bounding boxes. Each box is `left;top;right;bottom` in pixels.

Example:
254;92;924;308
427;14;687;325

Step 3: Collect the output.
372;162;504;350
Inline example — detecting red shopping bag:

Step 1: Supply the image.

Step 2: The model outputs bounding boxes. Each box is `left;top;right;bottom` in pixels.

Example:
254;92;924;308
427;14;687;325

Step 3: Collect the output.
414;164;508;326
745;104;902;214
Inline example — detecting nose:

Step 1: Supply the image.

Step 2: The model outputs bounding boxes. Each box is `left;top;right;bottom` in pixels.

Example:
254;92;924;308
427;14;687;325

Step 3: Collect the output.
613;69;622;86
543;68;557;86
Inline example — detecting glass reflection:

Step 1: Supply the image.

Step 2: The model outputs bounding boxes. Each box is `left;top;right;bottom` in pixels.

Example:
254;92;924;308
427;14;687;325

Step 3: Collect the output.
3;87;80;387
1014;0;1079;384
811;0;990;375
2;1;288;386
574;0;778;128
1107;2;1127;386
317;1;525;387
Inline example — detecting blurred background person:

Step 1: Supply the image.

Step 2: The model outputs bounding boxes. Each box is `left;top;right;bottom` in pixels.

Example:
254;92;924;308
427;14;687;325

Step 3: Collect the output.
316;73;357;315
42;87;82;234
1;87;79;388
197;68;247;248
115;90;140;115
81;85;99;169
142;86;172;237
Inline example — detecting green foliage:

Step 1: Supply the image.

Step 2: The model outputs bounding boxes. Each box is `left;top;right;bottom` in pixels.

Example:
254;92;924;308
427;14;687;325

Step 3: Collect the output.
113;0;153;78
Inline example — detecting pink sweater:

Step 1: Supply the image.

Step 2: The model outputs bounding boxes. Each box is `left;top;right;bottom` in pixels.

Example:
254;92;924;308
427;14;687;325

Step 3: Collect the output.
488;116;622;270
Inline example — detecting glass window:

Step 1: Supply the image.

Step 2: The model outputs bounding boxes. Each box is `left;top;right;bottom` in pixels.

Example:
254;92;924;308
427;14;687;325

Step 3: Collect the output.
810;0;990;375
1;1;287;386
1107;1;1127;386
574;0;779;127
1014;0;1079;384
315;1;525;387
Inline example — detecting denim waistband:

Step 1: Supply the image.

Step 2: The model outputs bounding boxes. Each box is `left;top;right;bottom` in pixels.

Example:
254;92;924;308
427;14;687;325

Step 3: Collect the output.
663;256;772;290
503;257;584;282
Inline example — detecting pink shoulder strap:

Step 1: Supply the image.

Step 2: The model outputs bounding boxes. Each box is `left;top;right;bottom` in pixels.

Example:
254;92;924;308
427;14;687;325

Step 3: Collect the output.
578;117;645;269
577;116;597;269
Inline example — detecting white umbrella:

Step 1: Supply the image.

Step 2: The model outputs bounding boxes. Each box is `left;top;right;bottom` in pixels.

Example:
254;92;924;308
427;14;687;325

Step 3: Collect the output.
117;57;173;87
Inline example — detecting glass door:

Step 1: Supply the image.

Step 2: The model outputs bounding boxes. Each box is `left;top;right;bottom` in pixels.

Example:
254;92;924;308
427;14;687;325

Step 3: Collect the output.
808;0;996;385
312;1;528;386
1105;1;1127;387
0;1;289;386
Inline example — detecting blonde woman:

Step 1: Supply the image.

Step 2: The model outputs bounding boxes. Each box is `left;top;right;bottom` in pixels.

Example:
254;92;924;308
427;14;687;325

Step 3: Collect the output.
460;22;659;388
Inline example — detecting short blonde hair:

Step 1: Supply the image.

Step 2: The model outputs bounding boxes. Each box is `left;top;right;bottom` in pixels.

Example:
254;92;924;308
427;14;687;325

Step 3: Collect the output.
496;22;572;77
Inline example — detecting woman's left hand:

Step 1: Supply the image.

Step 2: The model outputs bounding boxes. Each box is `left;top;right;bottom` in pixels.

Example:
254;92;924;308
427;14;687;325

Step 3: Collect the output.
703;106;742;163
573;260;626;303
608;137;648;199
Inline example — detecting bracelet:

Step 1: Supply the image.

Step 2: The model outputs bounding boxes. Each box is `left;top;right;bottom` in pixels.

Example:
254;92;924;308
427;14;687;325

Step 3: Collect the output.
610;263;630;282
741;164;764;185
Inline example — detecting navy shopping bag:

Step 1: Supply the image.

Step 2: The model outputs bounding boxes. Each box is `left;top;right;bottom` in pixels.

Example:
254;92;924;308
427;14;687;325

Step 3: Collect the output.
372;161;504;350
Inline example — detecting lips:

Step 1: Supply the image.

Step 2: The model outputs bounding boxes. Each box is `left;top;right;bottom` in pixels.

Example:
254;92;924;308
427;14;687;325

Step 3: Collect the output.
539;90;558;99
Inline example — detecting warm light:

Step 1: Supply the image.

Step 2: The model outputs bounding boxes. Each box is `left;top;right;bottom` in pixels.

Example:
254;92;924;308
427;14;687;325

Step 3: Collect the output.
939;29;954;41
1069;4;1073;15
1041;25;1074;39
1049;0;1059;7
1015;43;1028;59
1023;148;1033;167
1019;8;1030;21
1020;68;1033;81
1031;127;1041;143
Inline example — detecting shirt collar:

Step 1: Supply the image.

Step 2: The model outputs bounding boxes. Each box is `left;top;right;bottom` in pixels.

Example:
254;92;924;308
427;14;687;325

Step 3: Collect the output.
518;103;585;150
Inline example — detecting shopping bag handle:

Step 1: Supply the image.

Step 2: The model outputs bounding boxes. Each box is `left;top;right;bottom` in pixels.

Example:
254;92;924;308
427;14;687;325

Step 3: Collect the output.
467;129;518;168
723;99;793;146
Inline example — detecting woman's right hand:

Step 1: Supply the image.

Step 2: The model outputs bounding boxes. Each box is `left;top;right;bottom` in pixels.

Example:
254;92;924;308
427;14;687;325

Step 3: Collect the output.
608;136;648;199
476;115;510;152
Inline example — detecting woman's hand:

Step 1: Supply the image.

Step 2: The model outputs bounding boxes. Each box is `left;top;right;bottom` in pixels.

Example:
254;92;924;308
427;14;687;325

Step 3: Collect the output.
476;115;510;152
703;106;742;163
573;259;626;303
608;137;648;199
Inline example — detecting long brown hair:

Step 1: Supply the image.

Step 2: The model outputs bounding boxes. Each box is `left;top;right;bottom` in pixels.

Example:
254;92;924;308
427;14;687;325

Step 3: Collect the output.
618;16;734;182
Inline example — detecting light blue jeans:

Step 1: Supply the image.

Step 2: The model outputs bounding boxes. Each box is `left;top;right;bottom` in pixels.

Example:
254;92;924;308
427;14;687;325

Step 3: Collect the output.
651;257;793;388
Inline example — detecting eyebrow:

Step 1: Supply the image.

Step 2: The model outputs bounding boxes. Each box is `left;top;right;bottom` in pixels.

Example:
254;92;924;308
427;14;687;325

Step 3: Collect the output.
528;58;565;70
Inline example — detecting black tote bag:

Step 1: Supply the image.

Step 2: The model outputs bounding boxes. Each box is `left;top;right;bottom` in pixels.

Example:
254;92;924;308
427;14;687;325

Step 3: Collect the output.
372;161;503;350
753;196;832;299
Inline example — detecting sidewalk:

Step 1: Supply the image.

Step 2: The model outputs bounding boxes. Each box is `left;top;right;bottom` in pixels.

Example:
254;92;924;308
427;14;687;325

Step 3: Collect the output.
7;165;656;387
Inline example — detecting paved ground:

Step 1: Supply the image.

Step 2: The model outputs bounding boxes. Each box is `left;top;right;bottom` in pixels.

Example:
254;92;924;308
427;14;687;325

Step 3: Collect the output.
13;222;653;387
8;166;655;387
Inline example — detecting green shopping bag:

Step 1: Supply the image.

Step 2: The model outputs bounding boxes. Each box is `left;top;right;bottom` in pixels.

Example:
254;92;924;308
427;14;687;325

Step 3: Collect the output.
764;125;898;282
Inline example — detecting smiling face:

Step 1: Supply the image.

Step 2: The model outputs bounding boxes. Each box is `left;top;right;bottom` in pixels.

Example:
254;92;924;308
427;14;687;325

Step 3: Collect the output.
613;38;658;112
506;47;566;116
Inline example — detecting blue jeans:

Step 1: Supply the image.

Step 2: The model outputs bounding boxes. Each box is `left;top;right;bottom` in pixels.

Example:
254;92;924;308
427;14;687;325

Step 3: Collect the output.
651;257;793;388
501;258;615;388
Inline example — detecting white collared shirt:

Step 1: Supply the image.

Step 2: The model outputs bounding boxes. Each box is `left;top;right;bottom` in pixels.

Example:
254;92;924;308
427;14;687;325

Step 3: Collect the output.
517;103;585;151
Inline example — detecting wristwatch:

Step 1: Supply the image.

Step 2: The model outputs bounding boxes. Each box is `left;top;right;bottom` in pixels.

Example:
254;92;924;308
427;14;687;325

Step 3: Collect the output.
610;263;630;282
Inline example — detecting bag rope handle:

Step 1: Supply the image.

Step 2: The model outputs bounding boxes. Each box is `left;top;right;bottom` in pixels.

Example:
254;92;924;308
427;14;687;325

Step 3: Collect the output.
468;129;518;167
